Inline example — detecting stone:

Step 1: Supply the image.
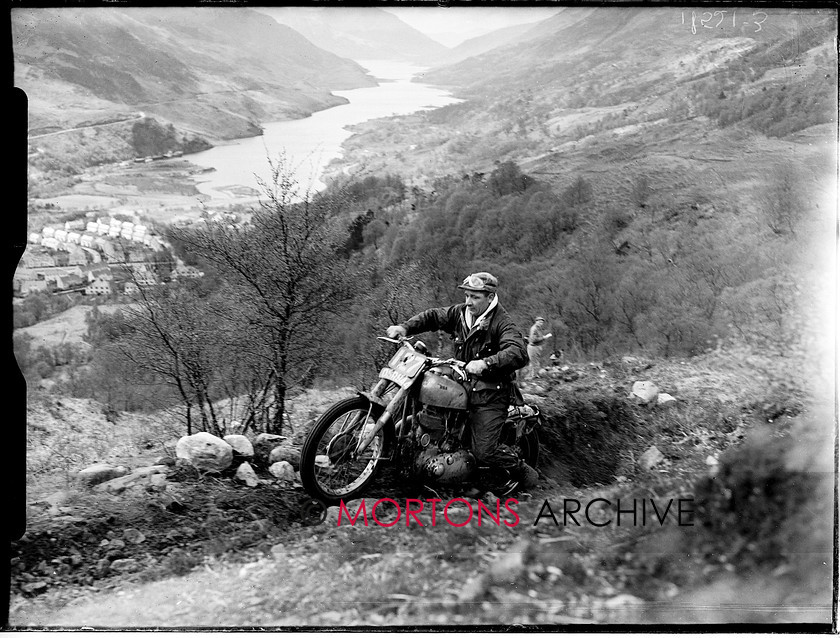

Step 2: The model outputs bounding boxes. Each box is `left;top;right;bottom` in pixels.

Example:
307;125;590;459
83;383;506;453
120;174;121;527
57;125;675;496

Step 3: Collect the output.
131;465;169;478
20;581;48;594
604;593;645;623
77;463;128;488
109;558;139;573
268;445;302;470
254;433;287;463
93;473;146;494
235;461;260;487
123;528;146;544
269;461;297;482
175;432;233;473
155;456;176;467
149;473;168;489
224;434;254;458
657;392;677;405
638;445;665;470
631;381;660;404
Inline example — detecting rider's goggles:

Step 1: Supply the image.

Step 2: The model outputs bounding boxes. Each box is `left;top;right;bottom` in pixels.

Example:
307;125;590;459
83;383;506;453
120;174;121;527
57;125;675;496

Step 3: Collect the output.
458;273;497;292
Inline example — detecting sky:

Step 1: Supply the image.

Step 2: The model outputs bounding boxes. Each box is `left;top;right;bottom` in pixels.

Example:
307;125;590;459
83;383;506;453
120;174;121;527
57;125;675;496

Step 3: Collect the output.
383;6;561;47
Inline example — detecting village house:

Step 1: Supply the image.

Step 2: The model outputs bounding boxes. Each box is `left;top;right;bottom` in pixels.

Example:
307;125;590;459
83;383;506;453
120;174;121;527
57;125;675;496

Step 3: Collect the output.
170;265;204;281
85;277;113;296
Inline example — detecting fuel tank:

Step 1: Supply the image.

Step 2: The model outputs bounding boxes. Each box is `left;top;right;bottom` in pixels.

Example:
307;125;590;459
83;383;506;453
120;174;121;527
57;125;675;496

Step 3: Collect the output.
418;365;469;410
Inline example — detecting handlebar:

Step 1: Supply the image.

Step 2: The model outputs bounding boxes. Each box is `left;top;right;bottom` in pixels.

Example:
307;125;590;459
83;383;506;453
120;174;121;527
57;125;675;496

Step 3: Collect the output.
377;335;467;373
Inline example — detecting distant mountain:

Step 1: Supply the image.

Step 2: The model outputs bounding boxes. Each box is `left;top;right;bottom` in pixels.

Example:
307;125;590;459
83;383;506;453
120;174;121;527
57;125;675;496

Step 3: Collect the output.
254;7;450;64
438;21;550;65
13;7;377;141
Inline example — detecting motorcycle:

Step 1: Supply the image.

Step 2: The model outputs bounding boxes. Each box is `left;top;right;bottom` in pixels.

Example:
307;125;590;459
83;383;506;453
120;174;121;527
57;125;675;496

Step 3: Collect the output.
299;336;541;506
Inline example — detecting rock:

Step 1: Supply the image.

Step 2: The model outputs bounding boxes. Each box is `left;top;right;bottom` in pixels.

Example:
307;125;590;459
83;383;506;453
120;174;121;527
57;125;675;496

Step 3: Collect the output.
123;528;146;544
44;490;73;507
268;461;297;482
254;433;287;463
175;432;234;473
155;456;176;467
657;392;677;405
228;420;245;435
268;445;302;470
108;538;126;549
224;434;254;458
132;465;170;478
77;463;128;488
631;381;660;404
94;558;111;577
324;506;341;526
235;461;260;487
21;581;48;594
149;473;168;489
93;473;145;494
638;445;665;470
109;558;139;573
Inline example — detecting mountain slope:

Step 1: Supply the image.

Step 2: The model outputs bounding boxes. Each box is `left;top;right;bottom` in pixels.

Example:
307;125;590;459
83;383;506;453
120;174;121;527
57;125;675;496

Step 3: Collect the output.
255;7;449;64
13;7;377;140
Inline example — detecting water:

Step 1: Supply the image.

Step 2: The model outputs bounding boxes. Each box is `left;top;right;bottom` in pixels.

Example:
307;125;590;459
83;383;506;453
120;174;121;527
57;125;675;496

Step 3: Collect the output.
188;60;461;200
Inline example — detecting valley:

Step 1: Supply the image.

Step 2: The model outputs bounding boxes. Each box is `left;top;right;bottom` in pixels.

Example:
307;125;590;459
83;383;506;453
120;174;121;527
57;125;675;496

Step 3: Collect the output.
10;4;838;631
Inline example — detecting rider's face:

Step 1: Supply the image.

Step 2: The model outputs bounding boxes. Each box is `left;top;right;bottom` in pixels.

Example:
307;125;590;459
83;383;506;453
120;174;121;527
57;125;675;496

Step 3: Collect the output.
465;290;492;316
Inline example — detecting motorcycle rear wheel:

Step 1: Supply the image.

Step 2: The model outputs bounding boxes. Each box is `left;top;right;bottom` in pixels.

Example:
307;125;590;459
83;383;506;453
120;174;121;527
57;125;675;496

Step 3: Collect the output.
300;396;389;505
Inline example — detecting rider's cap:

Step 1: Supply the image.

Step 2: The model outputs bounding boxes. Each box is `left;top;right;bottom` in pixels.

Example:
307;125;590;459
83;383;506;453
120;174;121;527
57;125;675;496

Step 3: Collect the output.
458;272;498;293
535;316;546;322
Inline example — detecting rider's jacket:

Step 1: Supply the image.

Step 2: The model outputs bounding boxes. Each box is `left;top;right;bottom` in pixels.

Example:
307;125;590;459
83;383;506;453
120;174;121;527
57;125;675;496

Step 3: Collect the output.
400;302;528;386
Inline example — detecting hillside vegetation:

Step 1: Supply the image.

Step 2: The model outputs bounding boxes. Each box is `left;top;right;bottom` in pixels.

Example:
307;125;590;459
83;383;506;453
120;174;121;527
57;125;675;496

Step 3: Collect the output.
13;5;837;629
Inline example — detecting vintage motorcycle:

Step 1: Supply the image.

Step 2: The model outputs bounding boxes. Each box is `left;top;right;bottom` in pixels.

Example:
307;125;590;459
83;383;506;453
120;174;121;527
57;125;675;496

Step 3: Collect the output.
299;337;541;505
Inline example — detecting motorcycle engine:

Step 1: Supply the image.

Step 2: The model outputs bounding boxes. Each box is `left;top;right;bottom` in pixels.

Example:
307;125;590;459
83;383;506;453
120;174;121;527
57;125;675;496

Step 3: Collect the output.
413;407;474;483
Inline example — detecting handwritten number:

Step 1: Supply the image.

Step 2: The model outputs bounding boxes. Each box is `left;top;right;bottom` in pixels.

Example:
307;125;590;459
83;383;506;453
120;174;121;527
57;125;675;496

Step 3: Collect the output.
732;8;736;28
753;11;767;32
714;11;726;28
691;10;697;34
701;12;714;28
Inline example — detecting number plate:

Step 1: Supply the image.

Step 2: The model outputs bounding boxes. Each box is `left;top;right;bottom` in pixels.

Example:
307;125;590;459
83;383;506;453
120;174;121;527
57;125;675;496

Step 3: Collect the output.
379;366;412;387
387;345;427;378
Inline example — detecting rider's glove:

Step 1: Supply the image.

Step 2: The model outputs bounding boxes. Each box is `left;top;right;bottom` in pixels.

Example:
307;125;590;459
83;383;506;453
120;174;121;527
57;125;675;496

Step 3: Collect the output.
386;325;407;340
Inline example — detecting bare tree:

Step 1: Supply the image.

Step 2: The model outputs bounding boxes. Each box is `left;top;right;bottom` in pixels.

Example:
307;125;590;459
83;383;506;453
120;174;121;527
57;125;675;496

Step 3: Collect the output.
170;158;362;433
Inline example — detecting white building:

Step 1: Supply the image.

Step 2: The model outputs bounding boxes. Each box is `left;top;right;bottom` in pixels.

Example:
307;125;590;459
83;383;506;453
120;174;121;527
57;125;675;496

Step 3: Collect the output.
42;227;55;238
80;234;94;248
42;237;59;249
28;233;40;244
54;229;68;242
86;222;98;233
96;223;109;235
67;232;81;244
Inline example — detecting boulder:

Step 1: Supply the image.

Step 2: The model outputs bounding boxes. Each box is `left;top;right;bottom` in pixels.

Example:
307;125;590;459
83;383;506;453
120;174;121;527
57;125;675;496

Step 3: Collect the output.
254;433;287;464
269;461;297;483
657;392;677;405
631;381;659;404
77;463;128;488
268;445;302;470
224;434;254;458
175;432;233;473
638;445;665;471
235;462;260;487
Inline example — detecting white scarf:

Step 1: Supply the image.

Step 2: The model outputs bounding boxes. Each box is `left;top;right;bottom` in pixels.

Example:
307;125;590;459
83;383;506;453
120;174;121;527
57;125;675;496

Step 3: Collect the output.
464;294;499;331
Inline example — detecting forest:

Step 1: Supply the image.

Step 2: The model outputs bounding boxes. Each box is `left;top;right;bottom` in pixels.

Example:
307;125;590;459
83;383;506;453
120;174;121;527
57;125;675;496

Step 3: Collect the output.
14;150;829;438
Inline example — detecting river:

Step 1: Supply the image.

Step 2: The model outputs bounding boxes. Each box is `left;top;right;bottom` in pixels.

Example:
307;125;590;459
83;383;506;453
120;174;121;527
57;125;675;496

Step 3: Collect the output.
188;60;461;201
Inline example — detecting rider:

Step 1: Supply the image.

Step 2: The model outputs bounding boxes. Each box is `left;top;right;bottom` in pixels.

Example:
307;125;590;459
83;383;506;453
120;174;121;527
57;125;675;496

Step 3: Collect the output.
386;271;539;491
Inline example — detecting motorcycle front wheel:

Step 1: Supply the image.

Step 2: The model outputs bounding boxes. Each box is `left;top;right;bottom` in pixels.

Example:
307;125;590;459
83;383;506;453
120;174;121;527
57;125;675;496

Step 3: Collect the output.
299;396;390;505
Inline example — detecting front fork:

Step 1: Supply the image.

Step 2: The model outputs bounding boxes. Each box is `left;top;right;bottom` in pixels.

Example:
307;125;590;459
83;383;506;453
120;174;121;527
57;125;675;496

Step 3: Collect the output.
354;383;410;457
